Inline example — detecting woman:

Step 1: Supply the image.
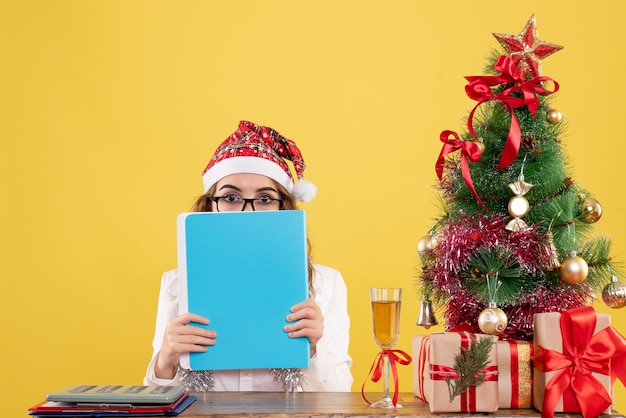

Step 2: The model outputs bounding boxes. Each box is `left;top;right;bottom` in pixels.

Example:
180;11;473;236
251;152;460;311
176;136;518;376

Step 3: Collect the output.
144;120;353;391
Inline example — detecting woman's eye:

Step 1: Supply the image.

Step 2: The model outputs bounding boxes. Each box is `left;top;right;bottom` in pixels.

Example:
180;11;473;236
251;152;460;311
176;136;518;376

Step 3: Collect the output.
223;194;240;203
257;195;273;204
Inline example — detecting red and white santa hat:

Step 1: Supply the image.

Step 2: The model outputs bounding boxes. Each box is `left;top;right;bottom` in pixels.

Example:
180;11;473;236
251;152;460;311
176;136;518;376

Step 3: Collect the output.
202;120;317;202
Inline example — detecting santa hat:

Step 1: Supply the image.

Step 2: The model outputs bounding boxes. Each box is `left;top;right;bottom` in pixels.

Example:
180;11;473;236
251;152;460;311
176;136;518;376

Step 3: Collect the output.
202;121;317;202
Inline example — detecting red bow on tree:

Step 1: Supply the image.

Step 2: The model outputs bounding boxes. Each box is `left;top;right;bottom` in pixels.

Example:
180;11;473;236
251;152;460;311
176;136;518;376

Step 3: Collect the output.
464;55;559;170
436;130;485;208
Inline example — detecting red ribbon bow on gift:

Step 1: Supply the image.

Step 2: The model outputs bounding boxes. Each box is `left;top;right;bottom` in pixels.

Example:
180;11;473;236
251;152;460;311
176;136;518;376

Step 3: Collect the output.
361;349;412;407
534;306;626;418
435;130;485;208
465;55;559;171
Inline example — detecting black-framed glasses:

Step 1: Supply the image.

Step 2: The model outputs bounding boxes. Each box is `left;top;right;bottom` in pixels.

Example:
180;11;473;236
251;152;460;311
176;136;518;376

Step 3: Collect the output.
210;195;284;212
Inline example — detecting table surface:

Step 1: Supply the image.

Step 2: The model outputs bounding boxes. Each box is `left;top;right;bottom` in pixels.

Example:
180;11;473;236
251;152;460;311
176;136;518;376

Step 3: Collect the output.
179;391;623;418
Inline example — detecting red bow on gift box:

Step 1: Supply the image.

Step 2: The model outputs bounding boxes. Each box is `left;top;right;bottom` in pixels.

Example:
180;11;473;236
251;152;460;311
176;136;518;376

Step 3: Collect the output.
534;306;626;418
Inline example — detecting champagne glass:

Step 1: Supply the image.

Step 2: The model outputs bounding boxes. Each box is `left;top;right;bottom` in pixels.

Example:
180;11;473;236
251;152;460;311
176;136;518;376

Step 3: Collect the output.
369;287;402;408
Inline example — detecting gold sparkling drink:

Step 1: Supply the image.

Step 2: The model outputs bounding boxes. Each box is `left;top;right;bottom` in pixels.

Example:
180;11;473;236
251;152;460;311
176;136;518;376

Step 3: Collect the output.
371;300;401;349
369;287;403;408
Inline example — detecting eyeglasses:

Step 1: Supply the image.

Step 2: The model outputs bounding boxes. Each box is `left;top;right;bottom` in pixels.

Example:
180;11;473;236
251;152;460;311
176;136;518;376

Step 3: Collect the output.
210;194;284;212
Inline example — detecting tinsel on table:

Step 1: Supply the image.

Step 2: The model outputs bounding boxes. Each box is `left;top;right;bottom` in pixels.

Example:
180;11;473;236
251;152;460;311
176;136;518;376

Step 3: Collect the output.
179;368;215;392
270;368;304;392
178;368;303;392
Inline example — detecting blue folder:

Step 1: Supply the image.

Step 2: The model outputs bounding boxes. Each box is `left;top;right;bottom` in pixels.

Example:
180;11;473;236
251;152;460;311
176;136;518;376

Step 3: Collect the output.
177;211;310;371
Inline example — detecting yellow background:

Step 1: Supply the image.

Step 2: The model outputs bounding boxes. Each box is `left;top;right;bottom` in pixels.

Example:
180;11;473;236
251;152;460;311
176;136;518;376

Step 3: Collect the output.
2;1;625;416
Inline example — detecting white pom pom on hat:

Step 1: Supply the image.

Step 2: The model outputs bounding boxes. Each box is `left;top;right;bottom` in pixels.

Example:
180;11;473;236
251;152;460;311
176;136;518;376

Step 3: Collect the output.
202;121;317;202
292;179;317;203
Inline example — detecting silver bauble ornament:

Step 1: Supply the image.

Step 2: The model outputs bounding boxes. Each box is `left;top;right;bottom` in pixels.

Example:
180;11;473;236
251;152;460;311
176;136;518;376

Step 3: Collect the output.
478;303;508;335
602;275;626;309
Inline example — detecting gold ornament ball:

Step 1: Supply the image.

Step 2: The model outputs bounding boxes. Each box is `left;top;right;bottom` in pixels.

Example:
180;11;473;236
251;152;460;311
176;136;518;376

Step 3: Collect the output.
477;306;508;335
602;280;626;309
508;195;530;218
560;254;589;284
579;197;603;224
475;141;486;155
417;234;434;254
546;109;563;124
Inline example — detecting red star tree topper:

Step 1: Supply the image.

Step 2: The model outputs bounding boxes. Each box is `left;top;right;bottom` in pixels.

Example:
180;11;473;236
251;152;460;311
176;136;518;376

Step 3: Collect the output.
492;14;563;78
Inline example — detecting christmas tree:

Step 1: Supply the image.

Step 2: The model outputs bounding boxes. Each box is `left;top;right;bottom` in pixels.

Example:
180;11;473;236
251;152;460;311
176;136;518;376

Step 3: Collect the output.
416;14;626;341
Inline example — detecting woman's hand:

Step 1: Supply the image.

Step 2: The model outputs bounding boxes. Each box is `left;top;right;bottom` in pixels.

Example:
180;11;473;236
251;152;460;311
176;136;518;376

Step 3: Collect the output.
284;299;324;357
155;313;216;379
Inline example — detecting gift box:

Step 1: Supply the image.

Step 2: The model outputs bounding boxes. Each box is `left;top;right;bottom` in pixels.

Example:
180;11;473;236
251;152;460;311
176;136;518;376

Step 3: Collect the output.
533;306;626;418
412;332;499;413
497;340;533;409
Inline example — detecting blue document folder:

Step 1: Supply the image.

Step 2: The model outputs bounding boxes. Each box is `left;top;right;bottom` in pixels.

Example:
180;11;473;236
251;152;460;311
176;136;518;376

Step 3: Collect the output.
177;210;310;371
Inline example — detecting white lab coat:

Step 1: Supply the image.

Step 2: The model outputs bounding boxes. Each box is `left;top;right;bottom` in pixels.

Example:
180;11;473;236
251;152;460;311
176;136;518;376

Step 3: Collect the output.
144;264;353;391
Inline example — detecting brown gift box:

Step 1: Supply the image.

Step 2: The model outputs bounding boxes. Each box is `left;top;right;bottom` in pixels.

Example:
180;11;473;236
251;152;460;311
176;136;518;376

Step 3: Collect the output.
497;340;533;409
533;310;612;415
412;332;499;413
